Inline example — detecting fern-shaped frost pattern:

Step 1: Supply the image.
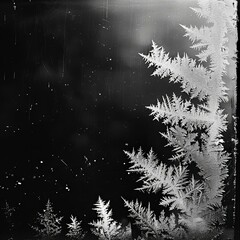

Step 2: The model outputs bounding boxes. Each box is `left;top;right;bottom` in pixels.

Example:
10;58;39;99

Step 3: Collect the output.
125;0;237;238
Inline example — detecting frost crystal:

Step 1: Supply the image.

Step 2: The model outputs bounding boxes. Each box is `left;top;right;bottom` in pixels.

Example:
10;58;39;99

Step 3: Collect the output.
31;199;63;239
124;0;237;239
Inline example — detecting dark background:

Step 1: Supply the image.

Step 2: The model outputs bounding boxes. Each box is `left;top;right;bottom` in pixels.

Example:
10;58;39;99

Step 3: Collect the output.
0;0;235;238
